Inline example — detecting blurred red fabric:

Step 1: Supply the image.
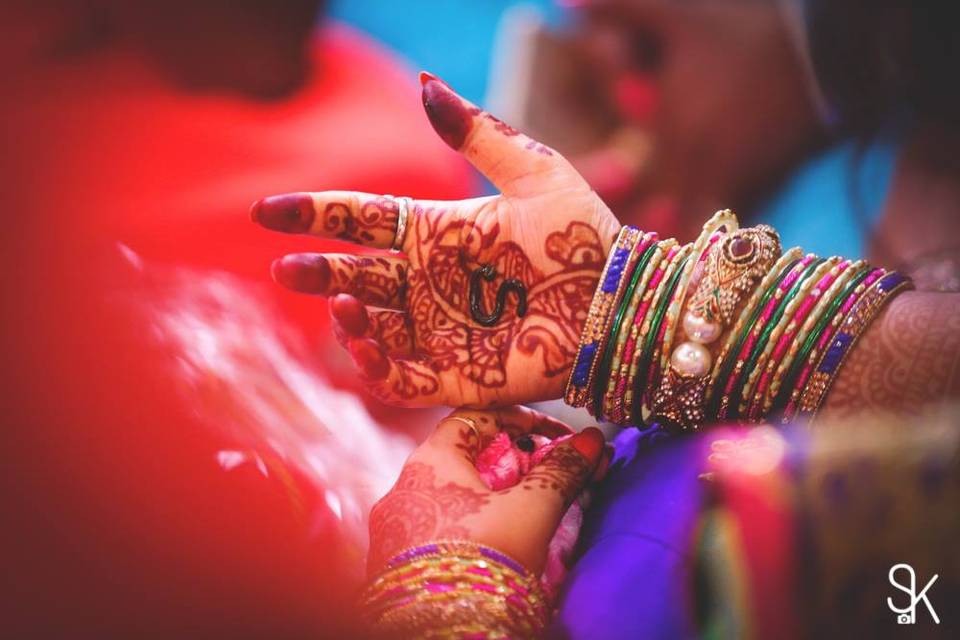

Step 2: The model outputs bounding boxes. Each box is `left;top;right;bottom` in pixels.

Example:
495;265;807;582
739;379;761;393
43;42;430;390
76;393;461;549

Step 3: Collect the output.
1;21;471;638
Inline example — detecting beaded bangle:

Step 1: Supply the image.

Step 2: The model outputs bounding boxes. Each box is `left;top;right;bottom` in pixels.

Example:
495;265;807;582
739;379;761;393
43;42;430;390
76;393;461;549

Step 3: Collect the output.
360;540;549;639
583;229;648;409
565;226;642;407
596;235;659;420
650;224;782;430
759;259;863;418
657;211;738;377
738;257;840;419
704;248;804;410
726;257;825;420
616;241;678;424
621;238;681;424
797;270;912;421
777;266;880;422
709;255;811;420
632;248;694;425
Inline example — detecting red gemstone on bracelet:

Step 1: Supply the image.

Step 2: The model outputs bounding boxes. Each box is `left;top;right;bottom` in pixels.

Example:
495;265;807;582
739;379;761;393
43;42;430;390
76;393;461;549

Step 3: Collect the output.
730;237;753;258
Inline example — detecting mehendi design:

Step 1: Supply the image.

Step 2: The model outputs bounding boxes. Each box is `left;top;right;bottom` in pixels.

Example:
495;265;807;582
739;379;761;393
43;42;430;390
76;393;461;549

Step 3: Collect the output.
327;255;407;308
401;208;604;393
322;197;399;245
367;462;489;574
822;292;960;420
520;446;592;505
468;264;528;327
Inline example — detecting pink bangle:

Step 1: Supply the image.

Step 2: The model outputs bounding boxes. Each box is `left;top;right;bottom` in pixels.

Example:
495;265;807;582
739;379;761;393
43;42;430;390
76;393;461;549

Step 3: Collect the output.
747;260;851;420
716;256;815;421
781;267;886;420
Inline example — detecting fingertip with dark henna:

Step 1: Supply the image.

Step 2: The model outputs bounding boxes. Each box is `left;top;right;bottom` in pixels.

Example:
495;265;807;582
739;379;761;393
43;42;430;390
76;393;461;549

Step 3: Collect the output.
271;254;330;293
348;338;390;380
569;427;605;465
250;193;316;233
330;293;369;337
420;74;472;150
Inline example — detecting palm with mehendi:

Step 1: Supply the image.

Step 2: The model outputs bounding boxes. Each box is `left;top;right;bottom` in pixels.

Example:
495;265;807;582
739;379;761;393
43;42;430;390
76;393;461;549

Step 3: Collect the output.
252;72;621;407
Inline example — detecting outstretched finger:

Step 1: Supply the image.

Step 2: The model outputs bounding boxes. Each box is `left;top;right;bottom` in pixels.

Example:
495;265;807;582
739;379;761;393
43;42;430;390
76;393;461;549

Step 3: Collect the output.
251;190;422;249
420;72;588;197
272;253;408;309
331;294;414;358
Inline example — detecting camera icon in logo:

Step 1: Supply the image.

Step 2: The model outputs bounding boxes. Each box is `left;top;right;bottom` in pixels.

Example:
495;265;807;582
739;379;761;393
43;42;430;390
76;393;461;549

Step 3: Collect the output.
897;613;913;625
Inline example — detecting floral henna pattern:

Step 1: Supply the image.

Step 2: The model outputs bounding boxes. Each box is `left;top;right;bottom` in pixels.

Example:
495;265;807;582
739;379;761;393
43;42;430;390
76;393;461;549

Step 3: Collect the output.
367;462;489;574
322;197;399;246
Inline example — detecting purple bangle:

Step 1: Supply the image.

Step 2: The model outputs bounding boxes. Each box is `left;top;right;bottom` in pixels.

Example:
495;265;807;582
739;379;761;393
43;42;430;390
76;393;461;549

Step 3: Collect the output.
386;542;530;578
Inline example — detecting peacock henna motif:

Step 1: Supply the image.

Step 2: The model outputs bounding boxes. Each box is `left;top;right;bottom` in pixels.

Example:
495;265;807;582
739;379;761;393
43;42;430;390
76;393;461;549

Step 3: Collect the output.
400;208;605;394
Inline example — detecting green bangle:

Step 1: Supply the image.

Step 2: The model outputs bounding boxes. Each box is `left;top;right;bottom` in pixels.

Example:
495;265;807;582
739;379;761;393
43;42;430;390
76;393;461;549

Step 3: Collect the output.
771;264;873;415
593;240;659;418
726;258;825;420
706;259;800;420
632;252;692;425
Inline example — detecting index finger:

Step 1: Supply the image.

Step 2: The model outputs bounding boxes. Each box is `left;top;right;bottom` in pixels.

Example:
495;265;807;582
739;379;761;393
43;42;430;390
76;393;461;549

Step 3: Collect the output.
250;190;412;249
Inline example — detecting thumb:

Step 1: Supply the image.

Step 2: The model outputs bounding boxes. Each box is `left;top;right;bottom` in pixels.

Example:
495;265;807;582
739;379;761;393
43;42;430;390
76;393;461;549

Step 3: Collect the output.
419;71;586;197
505;427;606;533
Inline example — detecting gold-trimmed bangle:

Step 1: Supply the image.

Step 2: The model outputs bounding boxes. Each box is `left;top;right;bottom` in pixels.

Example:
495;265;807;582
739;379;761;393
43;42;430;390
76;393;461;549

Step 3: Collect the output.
798;271;913;421
649;220;783;431
704;248;804;408
737;256;840;418
600;232;660;421
582;228;647;410
619;240;679;423
564;226;641;407
761;259;866;415
626;242;691;424
779;265;881;422
360;540;549;639
657;210;738;376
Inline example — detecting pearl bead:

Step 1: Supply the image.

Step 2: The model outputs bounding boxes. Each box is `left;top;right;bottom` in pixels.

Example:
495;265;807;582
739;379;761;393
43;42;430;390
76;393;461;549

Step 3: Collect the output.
683;312;722;344
671;342;712;377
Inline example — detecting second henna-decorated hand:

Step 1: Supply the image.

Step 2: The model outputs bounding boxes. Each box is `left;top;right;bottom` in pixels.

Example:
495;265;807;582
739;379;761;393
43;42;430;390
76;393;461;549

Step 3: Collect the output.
252;73;622;407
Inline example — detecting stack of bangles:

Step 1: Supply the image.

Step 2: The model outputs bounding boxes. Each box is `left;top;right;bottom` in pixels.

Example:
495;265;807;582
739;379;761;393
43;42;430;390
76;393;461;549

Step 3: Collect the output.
564;210;913;430
360;541;549;639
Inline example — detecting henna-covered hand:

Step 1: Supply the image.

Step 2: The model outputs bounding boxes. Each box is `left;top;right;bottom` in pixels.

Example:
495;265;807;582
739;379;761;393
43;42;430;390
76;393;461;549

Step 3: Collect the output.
365;406;607;576
252;72;622;407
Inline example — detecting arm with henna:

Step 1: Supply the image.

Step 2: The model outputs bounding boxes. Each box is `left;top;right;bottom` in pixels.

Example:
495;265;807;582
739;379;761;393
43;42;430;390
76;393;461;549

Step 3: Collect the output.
821;291;960;422
252;71;960;425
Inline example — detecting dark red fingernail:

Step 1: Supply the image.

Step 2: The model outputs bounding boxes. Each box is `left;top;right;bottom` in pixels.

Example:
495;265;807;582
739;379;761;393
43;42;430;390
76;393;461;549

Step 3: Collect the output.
330;293;368;337
570;427;605;464
250;193;315;233
271;254;330;293
421;76;472;150
348;338;390;380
